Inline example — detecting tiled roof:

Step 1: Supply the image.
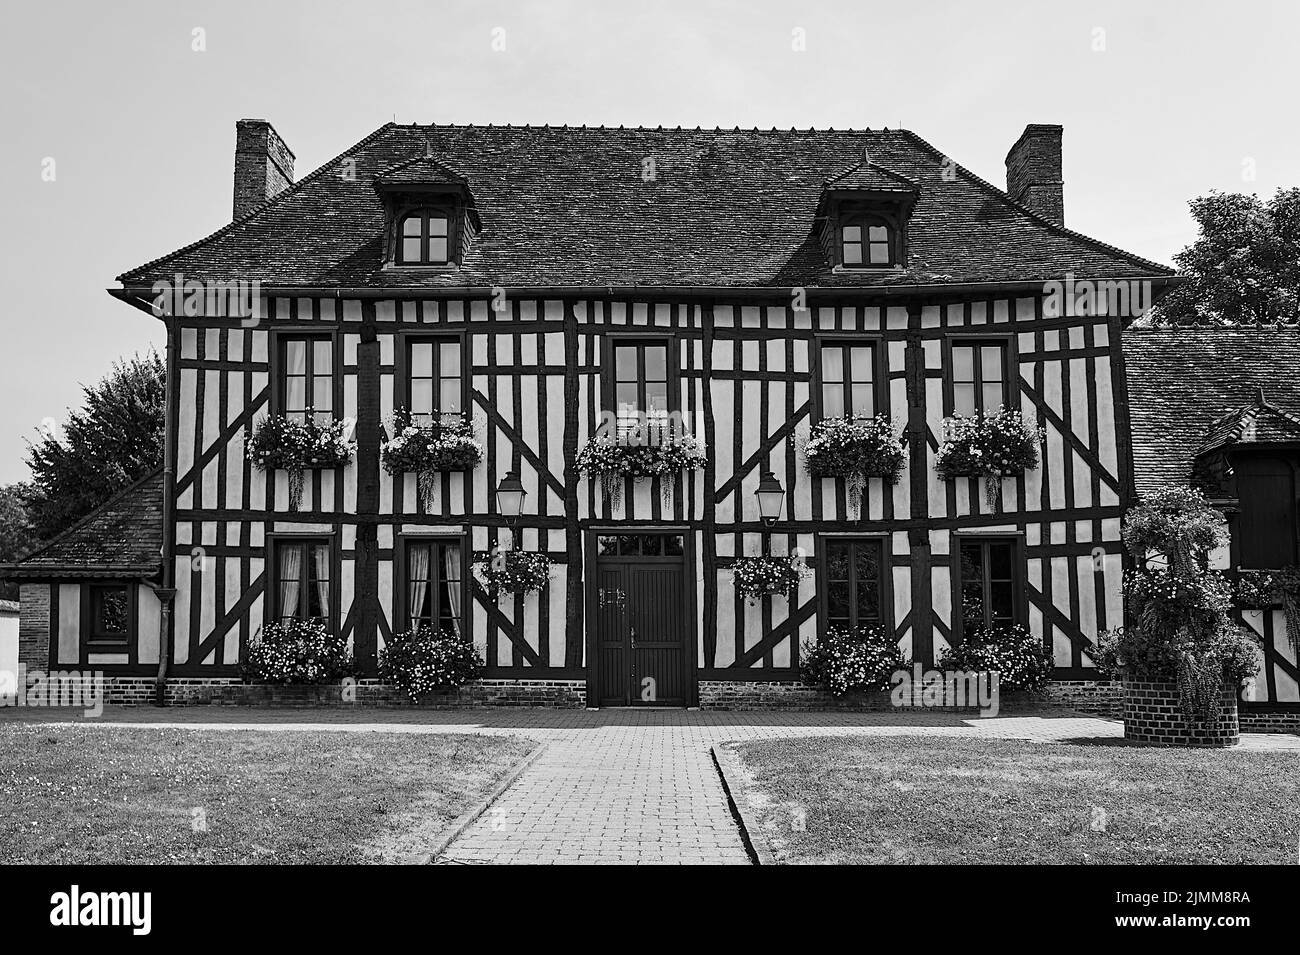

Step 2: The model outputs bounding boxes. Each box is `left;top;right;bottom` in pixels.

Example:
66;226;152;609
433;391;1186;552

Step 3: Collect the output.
1;472;164;578
375;152;469;187
823;158;918;192
1199;393;1300;455
118;124;1173;290
0;599;18;615
1124;329;1300;493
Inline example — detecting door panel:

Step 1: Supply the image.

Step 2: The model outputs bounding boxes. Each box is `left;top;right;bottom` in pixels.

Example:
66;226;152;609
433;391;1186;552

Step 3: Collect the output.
594;534;688;706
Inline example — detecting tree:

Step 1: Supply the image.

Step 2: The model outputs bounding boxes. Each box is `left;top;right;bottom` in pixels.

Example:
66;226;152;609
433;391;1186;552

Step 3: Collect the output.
0;484;39;600
24;351;166;540
1155;187;1300;326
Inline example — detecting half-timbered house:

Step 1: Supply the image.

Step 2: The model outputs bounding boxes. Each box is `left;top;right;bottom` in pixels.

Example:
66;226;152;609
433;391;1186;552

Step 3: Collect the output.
6;119;1181;707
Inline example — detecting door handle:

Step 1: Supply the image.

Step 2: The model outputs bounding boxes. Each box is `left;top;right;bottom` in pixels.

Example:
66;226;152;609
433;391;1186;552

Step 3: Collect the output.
630;624;637;648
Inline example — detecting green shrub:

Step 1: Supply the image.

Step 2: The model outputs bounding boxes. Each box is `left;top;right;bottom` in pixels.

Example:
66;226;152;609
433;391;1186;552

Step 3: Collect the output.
378;628;482;701
240;619;354;685
801;625;908;697
937;624;1054;692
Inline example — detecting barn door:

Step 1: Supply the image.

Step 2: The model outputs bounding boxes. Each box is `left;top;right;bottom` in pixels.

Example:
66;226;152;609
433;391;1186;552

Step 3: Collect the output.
594;534;687;706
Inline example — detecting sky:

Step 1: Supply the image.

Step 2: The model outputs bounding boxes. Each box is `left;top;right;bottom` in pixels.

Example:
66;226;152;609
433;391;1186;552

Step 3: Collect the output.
1;0;1297;484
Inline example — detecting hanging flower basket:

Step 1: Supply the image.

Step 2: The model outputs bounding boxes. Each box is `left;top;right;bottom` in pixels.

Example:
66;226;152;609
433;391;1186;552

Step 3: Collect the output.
576;430;707;511
246;412;355;511
473;548;553;598
934;408;1044;509
804;414;906;516
381;408;484;509
731;554;812;604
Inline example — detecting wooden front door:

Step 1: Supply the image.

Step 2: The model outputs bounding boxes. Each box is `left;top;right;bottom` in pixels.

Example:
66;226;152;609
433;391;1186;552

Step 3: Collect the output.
594;533;688;706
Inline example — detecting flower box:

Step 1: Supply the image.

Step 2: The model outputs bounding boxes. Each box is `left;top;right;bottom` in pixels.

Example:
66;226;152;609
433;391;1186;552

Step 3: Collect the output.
246;412;355;510
381;408;484;475
474;548;553;598
934;407;1044;507
576;429;707;509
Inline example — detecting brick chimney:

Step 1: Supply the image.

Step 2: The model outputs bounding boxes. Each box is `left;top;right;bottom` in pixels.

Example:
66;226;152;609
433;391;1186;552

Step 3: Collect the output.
233;119;295;219
1005;124;1064;226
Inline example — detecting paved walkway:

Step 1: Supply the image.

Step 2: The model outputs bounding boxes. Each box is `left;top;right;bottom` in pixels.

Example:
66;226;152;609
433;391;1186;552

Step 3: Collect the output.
7;707;1297;864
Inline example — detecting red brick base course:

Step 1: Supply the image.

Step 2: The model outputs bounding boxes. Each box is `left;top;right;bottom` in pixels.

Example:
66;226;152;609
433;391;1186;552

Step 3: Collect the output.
96;678;587;708
1122;680;1240;747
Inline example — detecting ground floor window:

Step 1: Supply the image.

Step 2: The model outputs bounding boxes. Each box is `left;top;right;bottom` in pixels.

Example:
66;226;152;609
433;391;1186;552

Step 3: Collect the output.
956;536;1020;640
404;539;463;636
821;537;886;630
273;539;331;625
87;583;130;648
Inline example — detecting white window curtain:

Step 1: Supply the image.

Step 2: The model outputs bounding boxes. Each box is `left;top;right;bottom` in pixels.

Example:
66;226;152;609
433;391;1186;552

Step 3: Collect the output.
407;545;431;630
444;545;462;638
278;544;302;621
312;545;330;621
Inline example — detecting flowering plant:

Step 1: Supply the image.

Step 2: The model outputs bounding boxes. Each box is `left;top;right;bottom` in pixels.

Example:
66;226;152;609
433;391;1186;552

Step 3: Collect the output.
381;408;484;508
576;429;707;510
1234;566;1300;655
937;623;1054;692
800;625;908;697
474;548;553;597
730;553;811;604
240;618;354;685
934;407;1044;508
804;415;905;516
246;412;355;511
378;627;482;702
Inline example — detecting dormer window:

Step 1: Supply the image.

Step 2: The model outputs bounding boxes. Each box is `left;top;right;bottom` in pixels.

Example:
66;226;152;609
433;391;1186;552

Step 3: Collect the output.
398;208;451;265
841;216;895;268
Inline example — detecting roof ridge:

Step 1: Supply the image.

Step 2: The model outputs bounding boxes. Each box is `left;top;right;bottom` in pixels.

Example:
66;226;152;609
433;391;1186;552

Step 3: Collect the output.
897;129;1175;277
8;468;164;568
117;123;398;282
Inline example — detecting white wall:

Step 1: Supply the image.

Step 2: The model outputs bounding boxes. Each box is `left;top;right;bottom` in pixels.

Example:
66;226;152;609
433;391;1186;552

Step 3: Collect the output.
0;610;18;702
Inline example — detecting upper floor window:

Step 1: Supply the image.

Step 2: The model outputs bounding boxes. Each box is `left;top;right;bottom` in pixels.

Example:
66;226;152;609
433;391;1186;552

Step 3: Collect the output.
841;216;895;268
610;339;672;436
273;539;331;626
397;208;451;265
822;538;886;631
951;341;1007;417
820;342;877;419
408;337;463;427
88;584;130;648
280;335;334;424
404;538;464;636
957;537;1019;641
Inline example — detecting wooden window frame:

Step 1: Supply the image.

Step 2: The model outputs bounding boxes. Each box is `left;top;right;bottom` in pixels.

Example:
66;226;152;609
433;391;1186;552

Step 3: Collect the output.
837;211;901;269
395;206;455;266
601;333;681;433
396;533;470;635
817;533;893;634
942;333;1015;417
812;335;886;421
81;582;135;651
950;533;1028;643
265;534;338;630
397;330;470;426
270;329;342;420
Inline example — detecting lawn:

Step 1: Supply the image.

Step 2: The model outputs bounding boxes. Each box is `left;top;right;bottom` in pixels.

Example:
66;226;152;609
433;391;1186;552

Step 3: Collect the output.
0;725;535;864
729;735;1300;865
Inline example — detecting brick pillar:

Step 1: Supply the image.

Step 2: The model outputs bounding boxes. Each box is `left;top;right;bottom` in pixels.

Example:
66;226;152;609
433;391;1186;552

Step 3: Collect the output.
18;583;50;670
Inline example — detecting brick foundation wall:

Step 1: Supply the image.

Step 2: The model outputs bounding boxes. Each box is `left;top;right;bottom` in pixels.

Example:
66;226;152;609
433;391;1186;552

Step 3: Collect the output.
1122;681;1240;747
96;677;587;708
1238;707;1300;734
17;584;49;671
697;678;1122;715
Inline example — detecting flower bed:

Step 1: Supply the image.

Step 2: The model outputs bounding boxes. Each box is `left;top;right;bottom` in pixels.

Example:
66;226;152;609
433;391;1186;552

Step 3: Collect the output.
804;415;905;515
937;623;1054;692
246;412;355;510
576;430;707;509
934;407;1043;508
731;554;812;604
240;619;355;685
474;548;553;597
800;625;908;697
377;627;482;702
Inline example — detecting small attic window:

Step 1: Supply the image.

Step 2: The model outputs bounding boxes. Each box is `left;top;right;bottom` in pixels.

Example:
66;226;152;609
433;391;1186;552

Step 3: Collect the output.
397;209;452;265
841;215;895;268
